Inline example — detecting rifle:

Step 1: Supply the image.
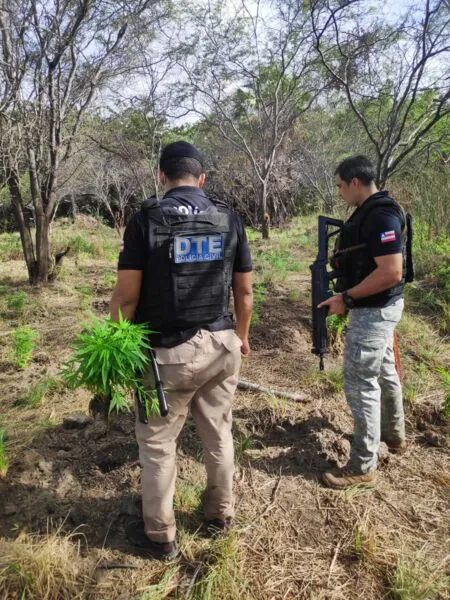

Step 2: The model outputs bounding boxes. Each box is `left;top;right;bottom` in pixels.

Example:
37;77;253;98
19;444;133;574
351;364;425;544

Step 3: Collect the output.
136;349;169;423
309;216;343;370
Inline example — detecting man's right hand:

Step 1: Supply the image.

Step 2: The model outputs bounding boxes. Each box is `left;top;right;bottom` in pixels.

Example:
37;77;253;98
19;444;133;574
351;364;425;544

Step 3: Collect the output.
232;271;253;358
239;335;250;357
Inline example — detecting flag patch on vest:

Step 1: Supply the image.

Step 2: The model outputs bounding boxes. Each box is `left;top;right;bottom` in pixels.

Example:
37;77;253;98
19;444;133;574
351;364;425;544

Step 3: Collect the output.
380;230;396;243
174;234;224;263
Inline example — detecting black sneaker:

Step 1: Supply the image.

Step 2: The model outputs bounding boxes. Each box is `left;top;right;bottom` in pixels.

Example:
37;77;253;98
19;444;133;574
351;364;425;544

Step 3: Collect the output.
204;517;232;537
126;519;179;561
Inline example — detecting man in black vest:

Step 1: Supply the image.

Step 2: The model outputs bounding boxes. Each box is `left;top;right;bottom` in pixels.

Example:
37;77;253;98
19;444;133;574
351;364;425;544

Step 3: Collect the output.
318;155;406;489
110;141;253;559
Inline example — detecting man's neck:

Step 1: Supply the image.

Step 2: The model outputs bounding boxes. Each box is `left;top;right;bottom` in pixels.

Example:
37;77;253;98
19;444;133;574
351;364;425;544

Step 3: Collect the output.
357;183;379;207
164;178;200;192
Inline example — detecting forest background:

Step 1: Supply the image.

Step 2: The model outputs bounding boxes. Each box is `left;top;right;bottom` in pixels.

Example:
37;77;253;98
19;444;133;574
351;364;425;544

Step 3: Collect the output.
0;0;449;283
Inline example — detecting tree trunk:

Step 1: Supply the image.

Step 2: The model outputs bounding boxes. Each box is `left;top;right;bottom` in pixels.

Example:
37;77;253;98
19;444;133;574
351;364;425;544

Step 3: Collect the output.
260;181;270;239
71;194;78;222
36;212;51;283
7;170;38;284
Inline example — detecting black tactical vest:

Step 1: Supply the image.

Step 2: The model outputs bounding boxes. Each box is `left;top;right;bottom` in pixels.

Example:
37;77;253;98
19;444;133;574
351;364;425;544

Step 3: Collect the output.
333;193;407;307
134;196;238;346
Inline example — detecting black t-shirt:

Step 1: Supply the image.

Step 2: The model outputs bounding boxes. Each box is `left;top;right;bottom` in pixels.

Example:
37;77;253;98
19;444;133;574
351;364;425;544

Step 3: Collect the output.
118;186;252;272
360;204;403;258
349;192;404;307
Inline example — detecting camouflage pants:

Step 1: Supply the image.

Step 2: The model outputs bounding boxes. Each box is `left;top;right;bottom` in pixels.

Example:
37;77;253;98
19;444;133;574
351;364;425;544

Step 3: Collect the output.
344;298;405;474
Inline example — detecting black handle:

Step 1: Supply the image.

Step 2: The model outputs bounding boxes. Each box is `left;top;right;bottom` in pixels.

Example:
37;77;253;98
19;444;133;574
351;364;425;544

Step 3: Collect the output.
149;350;169;418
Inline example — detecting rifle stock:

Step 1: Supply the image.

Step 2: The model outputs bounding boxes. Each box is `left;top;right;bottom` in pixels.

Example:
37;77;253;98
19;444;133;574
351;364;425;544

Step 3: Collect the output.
310;216;343;370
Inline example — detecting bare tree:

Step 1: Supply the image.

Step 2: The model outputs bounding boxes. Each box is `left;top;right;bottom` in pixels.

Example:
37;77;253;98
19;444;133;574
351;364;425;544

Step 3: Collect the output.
310;0;450;187
178;0;326;238
0;0;168;284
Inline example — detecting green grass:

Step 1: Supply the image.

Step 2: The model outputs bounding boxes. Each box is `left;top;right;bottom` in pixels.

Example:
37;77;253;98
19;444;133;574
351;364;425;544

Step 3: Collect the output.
0;233;23;261
5;290;28;314
397;313;448;368
326;314;348;353
103;272;116;288
190;533;249;600
265;395;288;421
407;218;450;334
251;282;268;326
319;368;345;394
138;567;179;599
174;482;204;514
437;368;450;418
74;284;92;310
67;235;94;257
234;431;255;464
11;326;38;369
389;554;449;600
18;376;63;408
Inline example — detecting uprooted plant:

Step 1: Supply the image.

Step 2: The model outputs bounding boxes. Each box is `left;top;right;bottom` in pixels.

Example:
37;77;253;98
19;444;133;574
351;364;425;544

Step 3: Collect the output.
60;312;154;420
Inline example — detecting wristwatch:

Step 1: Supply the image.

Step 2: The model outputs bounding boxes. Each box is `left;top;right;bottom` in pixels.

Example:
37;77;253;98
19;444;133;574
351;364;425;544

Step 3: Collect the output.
342;291;355;309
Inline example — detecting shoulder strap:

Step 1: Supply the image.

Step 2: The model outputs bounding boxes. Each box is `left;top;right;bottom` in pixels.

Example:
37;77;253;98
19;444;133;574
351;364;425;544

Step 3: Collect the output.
355;194;406;231
207;193;232;212
405;212;415;282
141;196;168;227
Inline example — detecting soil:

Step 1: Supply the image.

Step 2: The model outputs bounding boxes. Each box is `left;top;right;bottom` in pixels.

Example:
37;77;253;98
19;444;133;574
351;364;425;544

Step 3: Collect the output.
0;249;448;600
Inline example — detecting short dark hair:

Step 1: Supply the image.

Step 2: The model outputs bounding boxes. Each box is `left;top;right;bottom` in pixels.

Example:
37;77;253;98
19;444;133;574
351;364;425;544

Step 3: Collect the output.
159;157;204;180
334;155;376;185
159;141;205;180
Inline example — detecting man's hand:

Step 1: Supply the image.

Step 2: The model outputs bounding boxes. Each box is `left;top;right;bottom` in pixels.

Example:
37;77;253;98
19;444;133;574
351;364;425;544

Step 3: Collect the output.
232;271;253;357
109;270;142;321
238;335;250;357
318;293;346;316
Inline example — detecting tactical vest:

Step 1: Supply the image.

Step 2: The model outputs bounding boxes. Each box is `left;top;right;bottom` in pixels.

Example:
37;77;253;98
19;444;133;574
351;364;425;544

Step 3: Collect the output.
134;196;238;346
333;193;409;307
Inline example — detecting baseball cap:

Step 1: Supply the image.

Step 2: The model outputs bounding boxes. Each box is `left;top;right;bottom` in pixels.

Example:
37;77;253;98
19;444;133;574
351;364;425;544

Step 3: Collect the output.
159;141;205;170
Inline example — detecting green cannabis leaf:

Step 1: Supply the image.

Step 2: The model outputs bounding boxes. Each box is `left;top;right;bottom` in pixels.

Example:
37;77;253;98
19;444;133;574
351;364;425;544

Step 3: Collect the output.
60;311;153;414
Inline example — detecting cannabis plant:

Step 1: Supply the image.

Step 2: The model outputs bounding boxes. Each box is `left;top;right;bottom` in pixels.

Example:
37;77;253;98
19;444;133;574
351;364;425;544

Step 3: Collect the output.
61;312;152;415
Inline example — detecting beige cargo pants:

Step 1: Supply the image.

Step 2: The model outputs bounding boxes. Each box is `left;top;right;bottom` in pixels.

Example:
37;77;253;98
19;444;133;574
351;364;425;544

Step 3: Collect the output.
135;328;242;543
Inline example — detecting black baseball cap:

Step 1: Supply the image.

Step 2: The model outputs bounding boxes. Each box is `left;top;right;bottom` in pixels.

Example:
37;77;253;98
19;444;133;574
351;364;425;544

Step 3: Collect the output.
159;141;205;170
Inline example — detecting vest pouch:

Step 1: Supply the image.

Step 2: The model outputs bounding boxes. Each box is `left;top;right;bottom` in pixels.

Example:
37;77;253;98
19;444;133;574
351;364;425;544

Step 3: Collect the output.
334;276;350;293
170;229;229;328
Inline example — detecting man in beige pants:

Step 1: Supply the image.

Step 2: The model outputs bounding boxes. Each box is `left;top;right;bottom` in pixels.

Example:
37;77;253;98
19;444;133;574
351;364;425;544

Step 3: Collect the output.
110;141;253;560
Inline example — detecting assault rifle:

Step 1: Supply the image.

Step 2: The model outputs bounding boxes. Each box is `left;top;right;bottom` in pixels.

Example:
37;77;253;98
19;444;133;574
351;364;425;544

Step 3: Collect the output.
310;216;343;370
136;349;169;422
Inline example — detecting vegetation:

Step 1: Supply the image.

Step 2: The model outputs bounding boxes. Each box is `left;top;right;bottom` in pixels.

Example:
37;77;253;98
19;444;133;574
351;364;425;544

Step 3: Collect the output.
389;554;449;600
190;534;249;600
0;214;448;599
0;1;448;279
438;369;450;419
5;291;28;315
60;312;152;415
326;314;348;353
251;283;268;326
0;532;93;599
18;377;63;409
11;326;39;369
174;482;204;514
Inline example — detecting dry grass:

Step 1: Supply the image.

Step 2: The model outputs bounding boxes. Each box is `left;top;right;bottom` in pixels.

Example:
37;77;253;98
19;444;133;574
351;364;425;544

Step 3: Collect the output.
0;530;94;600
0;218;449;599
